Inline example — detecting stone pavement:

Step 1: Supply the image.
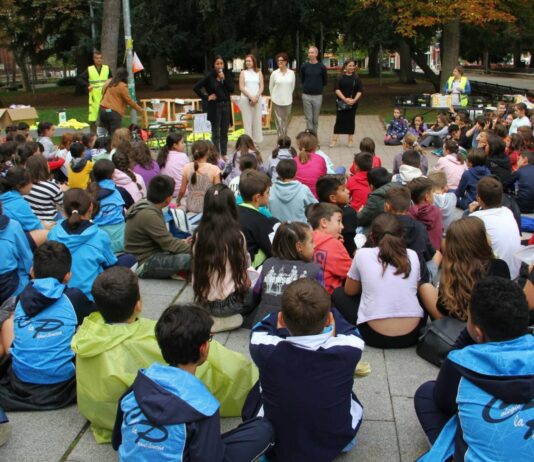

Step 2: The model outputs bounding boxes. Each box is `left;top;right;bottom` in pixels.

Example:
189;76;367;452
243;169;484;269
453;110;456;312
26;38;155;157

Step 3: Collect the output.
0;115;443;462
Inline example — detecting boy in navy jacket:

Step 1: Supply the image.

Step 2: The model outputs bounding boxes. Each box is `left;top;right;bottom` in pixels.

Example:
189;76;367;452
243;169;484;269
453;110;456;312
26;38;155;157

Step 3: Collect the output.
112;304;273;461
505;150;534;213
246;278;364;462
455;148;490;210
0;241;96;411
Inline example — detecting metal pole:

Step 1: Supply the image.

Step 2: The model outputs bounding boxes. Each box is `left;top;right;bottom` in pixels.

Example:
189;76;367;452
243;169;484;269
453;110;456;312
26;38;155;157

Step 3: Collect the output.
379;44;383;87
89;1;97;52
122;0;137;124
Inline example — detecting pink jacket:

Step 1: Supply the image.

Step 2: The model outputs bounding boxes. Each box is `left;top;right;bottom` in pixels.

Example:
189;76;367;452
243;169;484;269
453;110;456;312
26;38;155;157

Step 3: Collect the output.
295;152;327;198
434;154;467;190
112;169;146;203
161;151;189;197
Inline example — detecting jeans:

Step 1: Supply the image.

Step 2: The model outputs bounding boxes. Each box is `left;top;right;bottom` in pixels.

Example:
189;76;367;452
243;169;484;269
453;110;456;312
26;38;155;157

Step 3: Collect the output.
414;381;450;445
302;94;322;133
138;252;191;279
209;101;231;156
99;108;122;137
221;418;274;462
420;135;443;148
272;103;291;138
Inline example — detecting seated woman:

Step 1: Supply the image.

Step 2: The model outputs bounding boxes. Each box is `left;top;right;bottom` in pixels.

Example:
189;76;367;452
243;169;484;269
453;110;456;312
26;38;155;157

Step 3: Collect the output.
332;213;426;348
420;216;510;321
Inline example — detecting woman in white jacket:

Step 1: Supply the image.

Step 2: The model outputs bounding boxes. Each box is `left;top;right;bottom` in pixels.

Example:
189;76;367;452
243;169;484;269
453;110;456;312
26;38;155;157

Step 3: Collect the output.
269;52;295;138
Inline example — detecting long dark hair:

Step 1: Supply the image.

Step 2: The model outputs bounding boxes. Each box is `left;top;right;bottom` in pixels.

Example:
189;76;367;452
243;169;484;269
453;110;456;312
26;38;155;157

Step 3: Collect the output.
109;67;128;87
369;213;411;278
63;188;94;230
132;141;155;170
272;222;312;261
88;159;115;201
113;143;143;192
272;135;296;159
234;134;262;165
192;184;249;303
190;140;210;186
26;153;50;183
157;133;184;168
0;166;31;192
211;55;226;77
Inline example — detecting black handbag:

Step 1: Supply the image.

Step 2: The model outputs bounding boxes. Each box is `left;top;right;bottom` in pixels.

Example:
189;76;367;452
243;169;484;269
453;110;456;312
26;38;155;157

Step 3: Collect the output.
336;77;356;111
416;317;466;367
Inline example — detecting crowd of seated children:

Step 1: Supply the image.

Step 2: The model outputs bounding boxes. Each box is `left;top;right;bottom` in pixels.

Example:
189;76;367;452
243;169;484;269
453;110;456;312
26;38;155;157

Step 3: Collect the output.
266;135;297;180
223;134;265;184
156;133;187;197
294;131;327;198
307;203;352;294
392;149;424;185
247;221;323;326
347;151;372;210
245;278;364;462
112;303;274;461
427;171;457;232
178;140;221;213
268;158;317;222
455;148;490;210
384;107;408;146
73;267;259;443
392;132;429;175
414;277;534;461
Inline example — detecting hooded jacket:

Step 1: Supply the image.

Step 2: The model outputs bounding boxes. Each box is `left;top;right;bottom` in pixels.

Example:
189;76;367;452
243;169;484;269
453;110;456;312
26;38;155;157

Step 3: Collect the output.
0;215;32;304
11;278;77;385
269;179;317;222
432;192;457;231
506;164;534;213
347;171;371;211
112;169;146;204
93;179;125;226
409;204;443;251
72;312;259;443
125;199;191;264
48;220;117;300
434;154;467;190
392;165;423;185
487;154;512;185
0;189;44;231
357;181;397;228
418;334;534;462
267;148;294;180
67;159;93;189
312;230;352;294
455;165;490;209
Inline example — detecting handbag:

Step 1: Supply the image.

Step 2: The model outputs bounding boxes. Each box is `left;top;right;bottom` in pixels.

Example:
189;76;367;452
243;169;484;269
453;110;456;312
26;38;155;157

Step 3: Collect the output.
416;317;466;367
336;76;356;111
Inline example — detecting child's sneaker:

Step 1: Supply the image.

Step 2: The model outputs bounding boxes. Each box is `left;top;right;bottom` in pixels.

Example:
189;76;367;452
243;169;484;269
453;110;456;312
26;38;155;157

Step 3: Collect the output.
354;360;371;378
211;314;243;333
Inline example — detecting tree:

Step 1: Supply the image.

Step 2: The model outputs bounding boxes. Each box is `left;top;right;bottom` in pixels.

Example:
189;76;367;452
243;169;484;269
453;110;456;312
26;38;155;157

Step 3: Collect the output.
101;0;121;73
363;0;520;90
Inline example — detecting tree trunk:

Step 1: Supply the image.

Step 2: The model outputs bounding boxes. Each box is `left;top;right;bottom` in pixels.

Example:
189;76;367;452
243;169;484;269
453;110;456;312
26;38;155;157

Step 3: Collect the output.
14;51;31;92
397;38;415;84
440;16;461;90
368;46;379;77
513;42;522;68
530;51;534;69
100;0;121;74
150;54;169;90
405;39;440;91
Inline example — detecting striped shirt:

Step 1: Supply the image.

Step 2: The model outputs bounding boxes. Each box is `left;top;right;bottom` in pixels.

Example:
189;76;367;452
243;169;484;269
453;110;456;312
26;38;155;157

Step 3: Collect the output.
25;181;63;222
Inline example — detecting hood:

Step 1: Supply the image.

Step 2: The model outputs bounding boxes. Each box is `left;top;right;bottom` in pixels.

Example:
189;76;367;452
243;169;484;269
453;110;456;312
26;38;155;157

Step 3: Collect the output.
132;363;219;426
449;334;534;403
125;199;158;220
312;230;338;248
72;312;147;357
487;154;510;169
271;179;308;204
409;204;440;228
443;154;463;165
399;165;423;182
0;214;9;231
52;219;99;252
96;179;117;200
468;165;491;181
19;277;66;318
71;157;88;173
433;192;456;209
113;169;135;187
277;149;294;160
0;190;22;206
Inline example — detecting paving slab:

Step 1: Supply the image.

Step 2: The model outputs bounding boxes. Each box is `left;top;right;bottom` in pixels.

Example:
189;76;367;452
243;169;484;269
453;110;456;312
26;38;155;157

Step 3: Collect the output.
385;348;438;398
338;421;400;462
139;293;177;321
224;328;253;360
0;406;87;462
65;429;116;462
392;396;429;462
138;278;185;297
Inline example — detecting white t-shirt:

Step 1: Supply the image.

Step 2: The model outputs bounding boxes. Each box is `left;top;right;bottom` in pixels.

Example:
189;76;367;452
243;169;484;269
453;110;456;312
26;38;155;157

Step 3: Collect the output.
471;207;522;279
269;69;295;106
347;247;423;325
241;69;260;98
509;116;531;135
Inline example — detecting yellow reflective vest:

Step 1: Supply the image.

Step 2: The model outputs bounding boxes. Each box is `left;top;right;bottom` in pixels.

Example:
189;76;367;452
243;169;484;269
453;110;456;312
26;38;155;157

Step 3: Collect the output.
88;65;110;122
446;76;468;107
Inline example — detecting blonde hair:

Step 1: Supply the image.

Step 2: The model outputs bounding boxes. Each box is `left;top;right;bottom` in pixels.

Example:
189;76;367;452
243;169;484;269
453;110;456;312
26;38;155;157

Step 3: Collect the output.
403;133;423;155
428;171;447;190
296;132;318;164
111;128;131;150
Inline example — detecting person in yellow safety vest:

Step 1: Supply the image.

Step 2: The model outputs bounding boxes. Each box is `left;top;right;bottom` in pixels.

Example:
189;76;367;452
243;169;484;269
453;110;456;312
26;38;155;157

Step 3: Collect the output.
443;66;471;107
77;51;112;133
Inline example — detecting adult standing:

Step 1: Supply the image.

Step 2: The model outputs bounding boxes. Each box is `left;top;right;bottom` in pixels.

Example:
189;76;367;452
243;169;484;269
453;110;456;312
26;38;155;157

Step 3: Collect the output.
269;52;295;138
300;46;327;134
238;54;264;144
443;66;471;107
77;51;112;134
193;56;235;157
99;68;144;137
330;59;363;148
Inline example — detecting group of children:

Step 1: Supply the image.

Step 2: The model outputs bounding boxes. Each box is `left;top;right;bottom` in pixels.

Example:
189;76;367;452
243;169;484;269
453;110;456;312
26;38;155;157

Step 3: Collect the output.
0;112;533;461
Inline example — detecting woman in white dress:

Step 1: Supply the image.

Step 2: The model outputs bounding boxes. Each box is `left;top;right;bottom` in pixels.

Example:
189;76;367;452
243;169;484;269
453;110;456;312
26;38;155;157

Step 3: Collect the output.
239;54;264;144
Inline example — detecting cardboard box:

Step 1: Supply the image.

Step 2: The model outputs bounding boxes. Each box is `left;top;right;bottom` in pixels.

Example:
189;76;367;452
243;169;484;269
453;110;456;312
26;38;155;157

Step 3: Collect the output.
0;107;38;130
431;94;452;108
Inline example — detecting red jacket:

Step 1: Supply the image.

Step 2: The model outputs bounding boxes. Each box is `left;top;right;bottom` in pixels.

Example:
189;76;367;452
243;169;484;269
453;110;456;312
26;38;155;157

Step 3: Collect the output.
409;204;443;251
312;230;352;294
347;170;370;211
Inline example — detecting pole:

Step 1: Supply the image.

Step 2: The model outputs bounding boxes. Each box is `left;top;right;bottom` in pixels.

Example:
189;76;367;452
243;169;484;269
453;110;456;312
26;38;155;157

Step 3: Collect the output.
378;44;383;87
89;1;97;52
122;0;137;124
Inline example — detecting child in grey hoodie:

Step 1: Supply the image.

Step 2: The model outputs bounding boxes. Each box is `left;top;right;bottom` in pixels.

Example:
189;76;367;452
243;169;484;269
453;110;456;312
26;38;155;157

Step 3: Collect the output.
428;171;458;232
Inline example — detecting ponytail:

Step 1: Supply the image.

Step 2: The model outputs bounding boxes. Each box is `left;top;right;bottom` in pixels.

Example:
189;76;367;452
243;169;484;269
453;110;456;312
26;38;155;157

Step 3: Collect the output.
157;132;183;169
191;161;199;185
190;140;210;186
296;132;317;165
113;147;142;191
64;188;93;230
370;214;411;278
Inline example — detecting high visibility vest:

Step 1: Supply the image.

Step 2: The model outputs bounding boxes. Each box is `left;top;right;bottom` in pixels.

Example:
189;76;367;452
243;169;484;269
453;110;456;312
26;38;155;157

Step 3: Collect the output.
88;65;110;122
447;76;468;107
